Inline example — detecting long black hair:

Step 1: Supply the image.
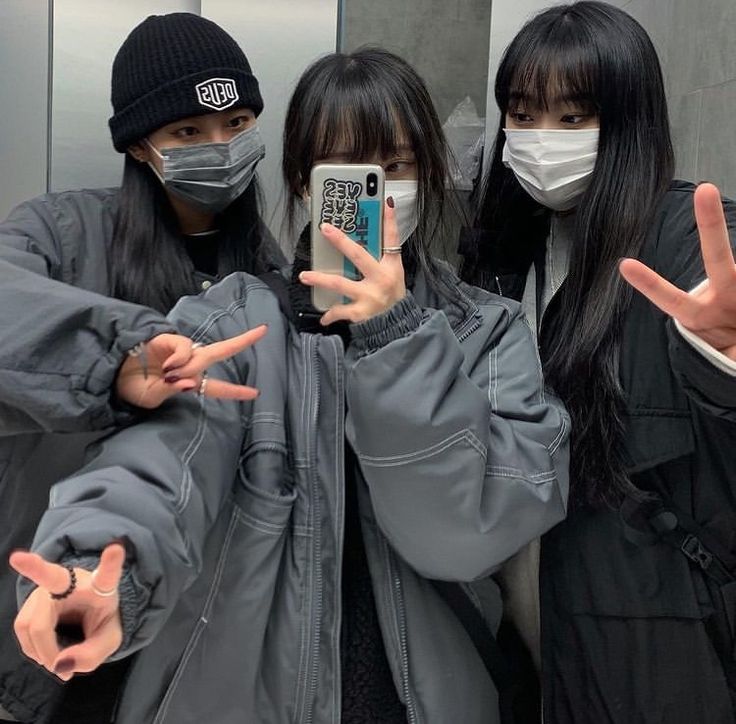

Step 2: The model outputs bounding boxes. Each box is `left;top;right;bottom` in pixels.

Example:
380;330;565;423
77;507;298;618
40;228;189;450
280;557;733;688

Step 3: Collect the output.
109;152;273;313
462;1;675;508
282;46;465;297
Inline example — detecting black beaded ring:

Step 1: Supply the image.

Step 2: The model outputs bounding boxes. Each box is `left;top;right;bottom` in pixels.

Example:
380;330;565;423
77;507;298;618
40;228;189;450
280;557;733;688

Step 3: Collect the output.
49;565;77;600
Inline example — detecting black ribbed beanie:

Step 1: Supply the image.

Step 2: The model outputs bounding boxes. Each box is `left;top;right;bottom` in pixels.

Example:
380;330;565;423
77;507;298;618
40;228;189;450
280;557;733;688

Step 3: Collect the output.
109;12;263;152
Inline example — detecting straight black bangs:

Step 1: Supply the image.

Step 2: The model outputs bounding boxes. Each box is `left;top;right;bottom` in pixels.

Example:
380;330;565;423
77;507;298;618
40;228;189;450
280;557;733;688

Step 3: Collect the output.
496;12;601;115
309;72;410;167
299;56;428;187
284;47;447;197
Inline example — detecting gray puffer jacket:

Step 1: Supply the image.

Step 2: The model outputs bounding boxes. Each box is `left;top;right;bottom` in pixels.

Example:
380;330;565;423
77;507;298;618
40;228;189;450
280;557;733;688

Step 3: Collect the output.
0;189;175;722
26;267;570;724
0;187;282;722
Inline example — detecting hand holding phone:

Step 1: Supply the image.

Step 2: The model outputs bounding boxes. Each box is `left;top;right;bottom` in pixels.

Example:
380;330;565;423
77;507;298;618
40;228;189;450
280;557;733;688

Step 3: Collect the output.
300;185;406;326
309;163;385;310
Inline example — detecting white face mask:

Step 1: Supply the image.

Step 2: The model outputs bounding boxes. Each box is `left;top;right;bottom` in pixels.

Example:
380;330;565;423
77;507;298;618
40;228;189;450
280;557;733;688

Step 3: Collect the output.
502;128;599;211
384;179;418;245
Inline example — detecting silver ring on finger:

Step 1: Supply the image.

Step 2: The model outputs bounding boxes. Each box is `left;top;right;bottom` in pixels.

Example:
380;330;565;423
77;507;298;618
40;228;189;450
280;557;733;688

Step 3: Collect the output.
383;246;403;255
198;371;209;397
90;571;117;598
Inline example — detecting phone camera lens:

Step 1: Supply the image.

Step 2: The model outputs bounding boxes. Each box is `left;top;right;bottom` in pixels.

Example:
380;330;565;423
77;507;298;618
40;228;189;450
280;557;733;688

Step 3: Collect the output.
366;173;378;197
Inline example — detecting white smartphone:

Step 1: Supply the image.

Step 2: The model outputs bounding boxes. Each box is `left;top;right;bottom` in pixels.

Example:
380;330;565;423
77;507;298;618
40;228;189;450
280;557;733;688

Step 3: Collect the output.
309;163;385;311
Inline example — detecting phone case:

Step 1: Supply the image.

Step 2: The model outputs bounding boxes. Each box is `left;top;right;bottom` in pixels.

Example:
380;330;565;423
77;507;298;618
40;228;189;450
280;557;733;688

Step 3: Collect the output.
310;163;384;311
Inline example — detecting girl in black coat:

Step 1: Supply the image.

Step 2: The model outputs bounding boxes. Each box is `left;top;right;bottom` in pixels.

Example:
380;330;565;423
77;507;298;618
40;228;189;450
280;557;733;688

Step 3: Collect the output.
460;2;736;722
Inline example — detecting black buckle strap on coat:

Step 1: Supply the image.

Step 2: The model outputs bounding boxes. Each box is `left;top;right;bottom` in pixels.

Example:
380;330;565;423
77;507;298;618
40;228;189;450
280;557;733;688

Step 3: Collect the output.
431;580;538;724
621;494;736;678
620;494;735;589
681;533;714;571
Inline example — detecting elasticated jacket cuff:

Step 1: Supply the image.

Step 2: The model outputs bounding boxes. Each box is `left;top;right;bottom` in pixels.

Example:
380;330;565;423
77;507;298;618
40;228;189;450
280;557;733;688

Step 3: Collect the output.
350;294;424;356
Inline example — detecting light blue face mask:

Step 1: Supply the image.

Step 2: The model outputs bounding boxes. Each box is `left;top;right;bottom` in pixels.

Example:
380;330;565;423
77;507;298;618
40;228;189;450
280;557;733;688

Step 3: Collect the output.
147;124;266;213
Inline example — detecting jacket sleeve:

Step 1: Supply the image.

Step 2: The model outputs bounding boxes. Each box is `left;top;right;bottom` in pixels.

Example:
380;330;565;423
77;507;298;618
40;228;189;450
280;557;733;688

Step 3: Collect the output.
668;318;736;421
344;293;570;582
0;196;175;435
660;192;736;419
21;276;280;655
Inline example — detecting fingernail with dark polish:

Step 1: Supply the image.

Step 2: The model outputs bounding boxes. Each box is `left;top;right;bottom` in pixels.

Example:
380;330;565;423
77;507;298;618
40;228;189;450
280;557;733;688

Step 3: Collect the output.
386;196;395;208
164;376;180;384
54;658;75;675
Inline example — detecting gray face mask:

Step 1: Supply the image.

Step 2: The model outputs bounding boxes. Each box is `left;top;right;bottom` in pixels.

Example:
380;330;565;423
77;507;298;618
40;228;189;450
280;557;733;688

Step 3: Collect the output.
146;125;265;213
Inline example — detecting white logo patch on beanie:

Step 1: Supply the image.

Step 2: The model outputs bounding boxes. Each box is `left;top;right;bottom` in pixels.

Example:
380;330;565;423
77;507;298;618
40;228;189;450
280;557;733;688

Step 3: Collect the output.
195;77;239;111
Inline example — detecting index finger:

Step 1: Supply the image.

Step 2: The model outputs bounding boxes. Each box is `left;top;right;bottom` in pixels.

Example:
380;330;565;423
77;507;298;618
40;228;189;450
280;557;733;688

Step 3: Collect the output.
694;183;736;291
200;325;269;365
320;223;382;278
619;258;693;320
171;325;268;379
9;551;73;594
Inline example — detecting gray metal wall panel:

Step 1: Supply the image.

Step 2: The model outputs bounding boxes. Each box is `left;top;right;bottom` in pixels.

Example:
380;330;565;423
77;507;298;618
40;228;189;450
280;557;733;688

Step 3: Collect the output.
341;0;491;127
50;0;201;193
0;0;50;219
202;0;339;239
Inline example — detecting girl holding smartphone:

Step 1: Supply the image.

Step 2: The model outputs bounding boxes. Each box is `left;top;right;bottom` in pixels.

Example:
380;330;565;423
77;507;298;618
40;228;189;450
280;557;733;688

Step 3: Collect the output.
10;48;568;724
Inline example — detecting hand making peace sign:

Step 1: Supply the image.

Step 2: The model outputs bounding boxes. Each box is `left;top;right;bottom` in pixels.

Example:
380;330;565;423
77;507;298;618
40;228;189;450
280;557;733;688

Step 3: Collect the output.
10;543;126;682
116;325;268;408
620;183;736;361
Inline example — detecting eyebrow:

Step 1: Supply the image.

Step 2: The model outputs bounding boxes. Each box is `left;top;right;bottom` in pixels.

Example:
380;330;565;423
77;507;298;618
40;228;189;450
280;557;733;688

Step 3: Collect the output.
325;145;415;158
508;91;593;107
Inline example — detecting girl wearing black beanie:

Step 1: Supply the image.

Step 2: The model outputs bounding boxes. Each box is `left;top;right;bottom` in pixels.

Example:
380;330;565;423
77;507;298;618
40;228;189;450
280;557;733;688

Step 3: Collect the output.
0;13;282;724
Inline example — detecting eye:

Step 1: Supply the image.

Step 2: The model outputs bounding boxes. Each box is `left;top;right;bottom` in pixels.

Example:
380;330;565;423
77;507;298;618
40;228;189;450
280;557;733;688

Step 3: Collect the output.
384;159;416;176
171;126;200;139
560;114;590;125
227;114;253;130
509;111;534;124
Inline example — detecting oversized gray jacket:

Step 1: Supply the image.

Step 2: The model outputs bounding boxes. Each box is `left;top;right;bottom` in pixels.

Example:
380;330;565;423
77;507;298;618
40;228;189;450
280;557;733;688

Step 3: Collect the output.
27;267;570;724
0;189;176;722
0;188;281;722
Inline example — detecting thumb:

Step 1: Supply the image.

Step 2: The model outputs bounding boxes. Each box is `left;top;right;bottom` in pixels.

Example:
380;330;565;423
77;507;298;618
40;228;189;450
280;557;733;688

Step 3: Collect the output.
155;334;194;372
52;620;122;677
92;543;126;594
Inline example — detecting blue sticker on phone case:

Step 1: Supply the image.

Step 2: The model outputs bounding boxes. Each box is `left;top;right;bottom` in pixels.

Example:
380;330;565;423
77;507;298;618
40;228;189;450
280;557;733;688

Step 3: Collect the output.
343;198;381;279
